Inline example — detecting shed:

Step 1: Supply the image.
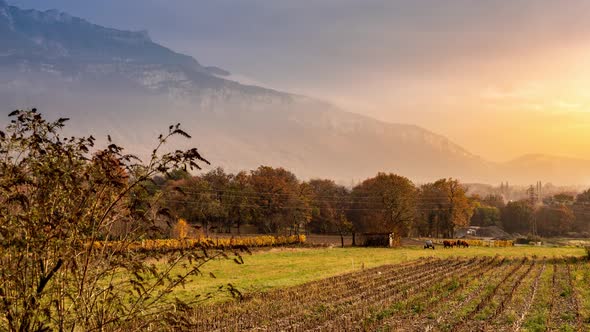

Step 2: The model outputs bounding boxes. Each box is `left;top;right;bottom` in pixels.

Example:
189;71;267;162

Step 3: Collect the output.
358;233;395;247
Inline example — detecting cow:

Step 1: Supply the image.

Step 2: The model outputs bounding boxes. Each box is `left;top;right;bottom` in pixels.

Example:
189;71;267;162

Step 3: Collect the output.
457;240;469;248
443;240;453;248
424;240;435;250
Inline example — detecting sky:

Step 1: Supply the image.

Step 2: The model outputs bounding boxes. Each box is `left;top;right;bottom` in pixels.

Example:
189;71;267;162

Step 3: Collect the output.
10;0;590;162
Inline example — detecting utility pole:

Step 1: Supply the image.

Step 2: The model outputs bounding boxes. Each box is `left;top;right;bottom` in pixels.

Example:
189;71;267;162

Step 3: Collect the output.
527;184;538;236
536;181;543;205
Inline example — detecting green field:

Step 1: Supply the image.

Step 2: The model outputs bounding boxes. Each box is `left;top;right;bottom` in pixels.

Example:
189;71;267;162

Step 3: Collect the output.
173;245;586;302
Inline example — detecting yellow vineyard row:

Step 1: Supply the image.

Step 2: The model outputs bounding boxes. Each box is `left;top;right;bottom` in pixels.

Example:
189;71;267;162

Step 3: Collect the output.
93;235;307;252
423;238;514;247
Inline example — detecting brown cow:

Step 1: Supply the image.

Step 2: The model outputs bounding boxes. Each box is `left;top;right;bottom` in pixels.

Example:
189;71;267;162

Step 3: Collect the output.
457;240;469;248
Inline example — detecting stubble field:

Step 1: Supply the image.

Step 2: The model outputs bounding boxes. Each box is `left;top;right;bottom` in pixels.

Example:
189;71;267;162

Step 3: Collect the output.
165;246;588;331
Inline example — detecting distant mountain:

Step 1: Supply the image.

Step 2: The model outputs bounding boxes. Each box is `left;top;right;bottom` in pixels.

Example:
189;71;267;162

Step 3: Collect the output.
0;0;210;72
0;2;588;185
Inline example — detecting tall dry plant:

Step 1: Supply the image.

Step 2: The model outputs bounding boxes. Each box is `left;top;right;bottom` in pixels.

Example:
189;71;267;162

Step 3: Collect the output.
0;109;246;331
172;218;191;239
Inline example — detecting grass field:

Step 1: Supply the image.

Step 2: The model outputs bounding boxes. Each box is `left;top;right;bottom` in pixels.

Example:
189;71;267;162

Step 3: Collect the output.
172;245;586;302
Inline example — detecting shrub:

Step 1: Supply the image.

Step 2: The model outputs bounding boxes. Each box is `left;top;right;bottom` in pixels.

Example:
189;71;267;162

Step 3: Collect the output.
172;218;192;239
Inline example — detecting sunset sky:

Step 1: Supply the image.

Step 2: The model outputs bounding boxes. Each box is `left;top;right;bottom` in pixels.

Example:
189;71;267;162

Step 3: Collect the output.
11;0;590;162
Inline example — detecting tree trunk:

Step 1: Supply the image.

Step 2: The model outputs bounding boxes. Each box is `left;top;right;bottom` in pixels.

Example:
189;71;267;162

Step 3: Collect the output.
237;211;242;234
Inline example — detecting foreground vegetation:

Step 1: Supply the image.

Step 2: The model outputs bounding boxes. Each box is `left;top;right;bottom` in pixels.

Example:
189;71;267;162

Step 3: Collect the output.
174;253;589;331
0;110;232;331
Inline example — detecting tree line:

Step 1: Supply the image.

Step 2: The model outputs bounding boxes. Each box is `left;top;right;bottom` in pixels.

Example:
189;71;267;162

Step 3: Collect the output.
498;190;590;237
140;167;469;243
142;167;590;242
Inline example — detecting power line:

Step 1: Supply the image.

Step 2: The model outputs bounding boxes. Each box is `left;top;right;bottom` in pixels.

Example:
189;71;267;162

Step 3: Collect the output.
159;193;463;208
158;197;458;212
152;183;463;201
151;185;465;206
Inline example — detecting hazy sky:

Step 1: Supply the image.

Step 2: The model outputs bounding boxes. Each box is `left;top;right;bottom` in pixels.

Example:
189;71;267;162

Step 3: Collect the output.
10;0;590;162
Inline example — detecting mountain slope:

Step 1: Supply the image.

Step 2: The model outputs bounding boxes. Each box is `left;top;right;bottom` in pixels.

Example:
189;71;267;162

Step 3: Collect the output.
0;2;586;185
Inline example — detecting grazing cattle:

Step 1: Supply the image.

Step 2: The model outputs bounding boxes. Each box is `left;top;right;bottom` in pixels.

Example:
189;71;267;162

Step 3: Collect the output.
443;240;452;248
456;240;469;248
424;240;435;250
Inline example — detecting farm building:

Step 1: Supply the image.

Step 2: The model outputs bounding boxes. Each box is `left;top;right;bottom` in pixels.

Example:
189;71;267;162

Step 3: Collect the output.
357;233;396;247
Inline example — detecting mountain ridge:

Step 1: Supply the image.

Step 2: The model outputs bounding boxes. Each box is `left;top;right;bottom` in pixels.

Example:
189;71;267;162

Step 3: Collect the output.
1;2;588;185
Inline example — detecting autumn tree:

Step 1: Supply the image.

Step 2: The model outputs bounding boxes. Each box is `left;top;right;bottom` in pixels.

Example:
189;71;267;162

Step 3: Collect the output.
545;193;575;206
349;173;417;245
535;205;575;236
576;188;590;203
307;179;352;247
201;167;231;232
482;194;506;210
249;166;311;234
471;204;501;227
287;181;314;235
224;171;257;234
501;200;534;234
163;176;223;236
414;183;442;237
572;188;590;233
417;178;473;238
469;194;500;227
